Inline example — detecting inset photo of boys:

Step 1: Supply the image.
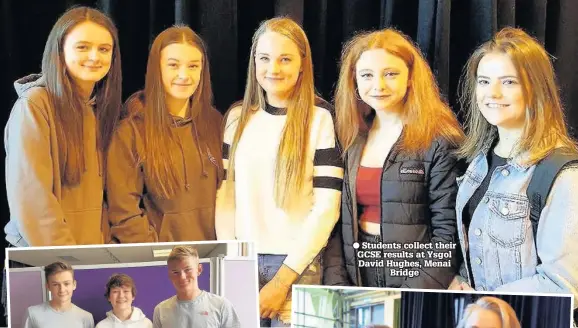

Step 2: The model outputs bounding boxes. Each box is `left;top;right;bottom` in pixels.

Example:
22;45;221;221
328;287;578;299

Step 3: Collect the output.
5;241;258;328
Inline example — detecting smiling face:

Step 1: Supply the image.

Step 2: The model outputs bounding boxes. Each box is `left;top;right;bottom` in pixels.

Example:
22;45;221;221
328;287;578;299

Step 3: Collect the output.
255;31;303;104
168;256;203;294
160;42;203;102
108;285;135;313
476;52;526;130
63;21;113;87
355;49;409;112
464;308;503;328
46;271;76;304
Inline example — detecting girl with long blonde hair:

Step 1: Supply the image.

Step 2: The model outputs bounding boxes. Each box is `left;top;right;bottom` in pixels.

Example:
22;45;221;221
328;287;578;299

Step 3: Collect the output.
215;17;343;326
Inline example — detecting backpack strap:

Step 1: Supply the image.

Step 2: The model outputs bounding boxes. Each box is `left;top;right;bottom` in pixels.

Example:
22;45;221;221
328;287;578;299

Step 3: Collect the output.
526;151;578;265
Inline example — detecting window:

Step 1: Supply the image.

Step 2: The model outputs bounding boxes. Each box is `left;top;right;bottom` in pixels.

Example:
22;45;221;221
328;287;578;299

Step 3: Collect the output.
349;304;386;327
454;295;467;325
293;288;342;328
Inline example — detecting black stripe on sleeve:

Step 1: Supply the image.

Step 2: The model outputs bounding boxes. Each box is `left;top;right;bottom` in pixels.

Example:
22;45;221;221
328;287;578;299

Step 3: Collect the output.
314;147;344;168
313;176;343;191
222;143;230;159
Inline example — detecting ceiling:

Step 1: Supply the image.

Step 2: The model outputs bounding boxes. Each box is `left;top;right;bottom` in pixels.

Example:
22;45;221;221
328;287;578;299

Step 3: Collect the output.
7;242;231;267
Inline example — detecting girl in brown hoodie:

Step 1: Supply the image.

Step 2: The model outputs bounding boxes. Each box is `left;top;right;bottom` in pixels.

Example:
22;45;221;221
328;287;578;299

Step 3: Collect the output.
4;7;122;246
106;26;223;243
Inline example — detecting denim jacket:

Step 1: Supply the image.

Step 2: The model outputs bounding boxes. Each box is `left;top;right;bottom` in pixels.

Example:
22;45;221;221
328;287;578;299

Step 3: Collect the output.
456;143;578;301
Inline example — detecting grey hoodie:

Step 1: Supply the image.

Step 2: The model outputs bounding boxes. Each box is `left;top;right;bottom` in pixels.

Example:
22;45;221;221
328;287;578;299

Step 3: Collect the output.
95;307;153;328
4;74;107;246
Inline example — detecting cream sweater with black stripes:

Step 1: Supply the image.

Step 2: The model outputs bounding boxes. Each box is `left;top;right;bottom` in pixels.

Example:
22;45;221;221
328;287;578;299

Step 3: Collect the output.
216;103;343;275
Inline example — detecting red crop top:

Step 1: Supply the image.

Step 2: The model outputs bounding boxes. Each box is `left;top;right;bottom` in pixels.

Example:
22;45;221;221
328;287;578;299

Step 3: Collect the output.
356;166;382;224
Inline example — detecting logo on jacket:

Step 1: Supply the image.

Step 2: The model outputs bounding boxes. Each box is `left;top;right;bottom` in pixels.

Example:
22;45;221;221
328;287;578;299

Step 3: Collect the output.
200;310;209;316
400;167;425;175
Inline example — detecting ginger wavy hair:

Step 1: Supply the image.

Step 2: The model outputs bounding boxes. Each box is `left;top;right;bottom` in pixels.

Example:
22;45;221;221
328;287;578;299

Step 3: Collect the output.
456;27;578;163
225;17;315;209
335;29;464;154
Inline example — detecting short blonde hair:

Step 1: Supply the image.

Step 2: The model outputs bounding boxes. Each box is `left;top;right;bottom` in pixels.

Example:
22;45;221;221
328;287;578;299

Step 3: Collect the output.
457;296;521;328
167;245;200;262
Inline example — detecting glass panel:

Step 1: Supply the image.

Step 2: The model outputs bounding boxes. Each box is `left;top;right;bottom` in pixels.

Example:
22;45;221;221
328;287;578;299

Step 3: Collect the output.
357;307;372;327
349;309;356;327
372;304;385;324
292;289;342;328
357;308;364;326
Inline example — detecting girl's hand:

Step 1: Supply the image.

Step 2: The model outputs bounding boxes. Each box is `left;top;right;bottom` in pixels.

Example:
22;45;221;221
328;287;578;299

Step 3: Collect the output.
259;264;299;319
259;278;291;319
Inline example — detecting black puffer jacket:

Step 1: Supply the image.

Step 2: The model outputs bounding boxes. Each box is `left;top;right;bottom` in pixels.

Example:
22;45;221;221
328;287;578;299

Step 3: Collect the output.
322;134;463;289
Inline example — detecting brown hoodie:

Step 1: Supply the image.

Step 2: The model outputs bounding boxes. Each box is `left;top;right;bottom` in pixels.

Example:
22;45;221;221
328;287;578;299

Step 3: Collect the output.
4;74;107;246
106;92;223;243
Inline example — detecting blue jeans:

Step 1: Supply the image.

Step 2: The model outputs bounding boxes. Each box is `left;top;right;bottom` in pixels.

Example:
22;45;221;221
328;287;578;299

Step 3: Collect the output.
258;254;322;327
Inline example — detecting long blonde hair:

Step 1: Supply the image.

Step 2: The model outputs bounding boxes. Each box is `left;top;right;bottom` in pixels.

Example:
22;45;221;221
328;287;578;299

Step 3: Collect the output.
335;29;464;154
225;17;315;209
457;27;578;163
457;296;521;328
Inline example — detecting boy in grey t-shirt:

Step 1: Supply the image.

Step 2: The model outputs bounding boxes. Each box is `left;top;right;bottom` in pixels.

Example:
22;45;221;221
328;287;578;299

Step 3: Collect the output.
23;261;94;328
152;246;241;328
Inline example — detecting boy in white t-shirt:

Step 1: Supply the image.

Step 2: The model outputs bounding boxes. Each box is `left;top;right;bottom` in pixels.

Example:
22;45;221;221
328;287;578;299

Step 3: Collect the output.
23;261;94;328
153;246;241;328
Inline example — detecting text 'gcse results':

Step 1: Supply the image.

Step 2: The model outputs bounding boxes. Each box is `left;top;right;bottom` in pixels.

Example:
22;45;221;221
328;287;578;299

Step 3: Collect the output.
354;241;457;278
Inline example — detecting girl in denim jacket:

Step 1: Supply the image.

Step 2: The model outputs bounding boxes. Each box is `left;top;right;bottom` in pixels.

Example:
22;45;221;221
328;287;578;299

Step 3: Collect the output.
450;27;578;304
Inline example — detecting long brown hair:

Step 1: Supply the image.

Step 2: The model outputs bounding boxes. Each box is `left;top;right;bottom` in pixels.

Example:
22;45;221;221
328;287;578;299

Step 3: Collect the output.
42;6;122;185
335;29;464;154
137;25;220;198
225;17;315;209
457;27;578;163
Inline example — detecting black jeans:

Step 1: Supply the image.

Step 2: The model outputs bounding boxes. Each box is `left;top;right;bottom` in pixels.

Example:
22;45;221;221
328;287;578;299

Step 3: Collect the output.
358;229;386;287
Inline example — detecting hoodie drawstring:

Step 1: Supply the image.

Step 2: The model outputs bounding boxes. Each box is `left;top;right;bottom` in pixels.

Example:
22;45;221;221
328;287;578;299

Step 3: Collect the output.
172;115;208;192
191;119;208;178
85;98;101;178
175;133;191;190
